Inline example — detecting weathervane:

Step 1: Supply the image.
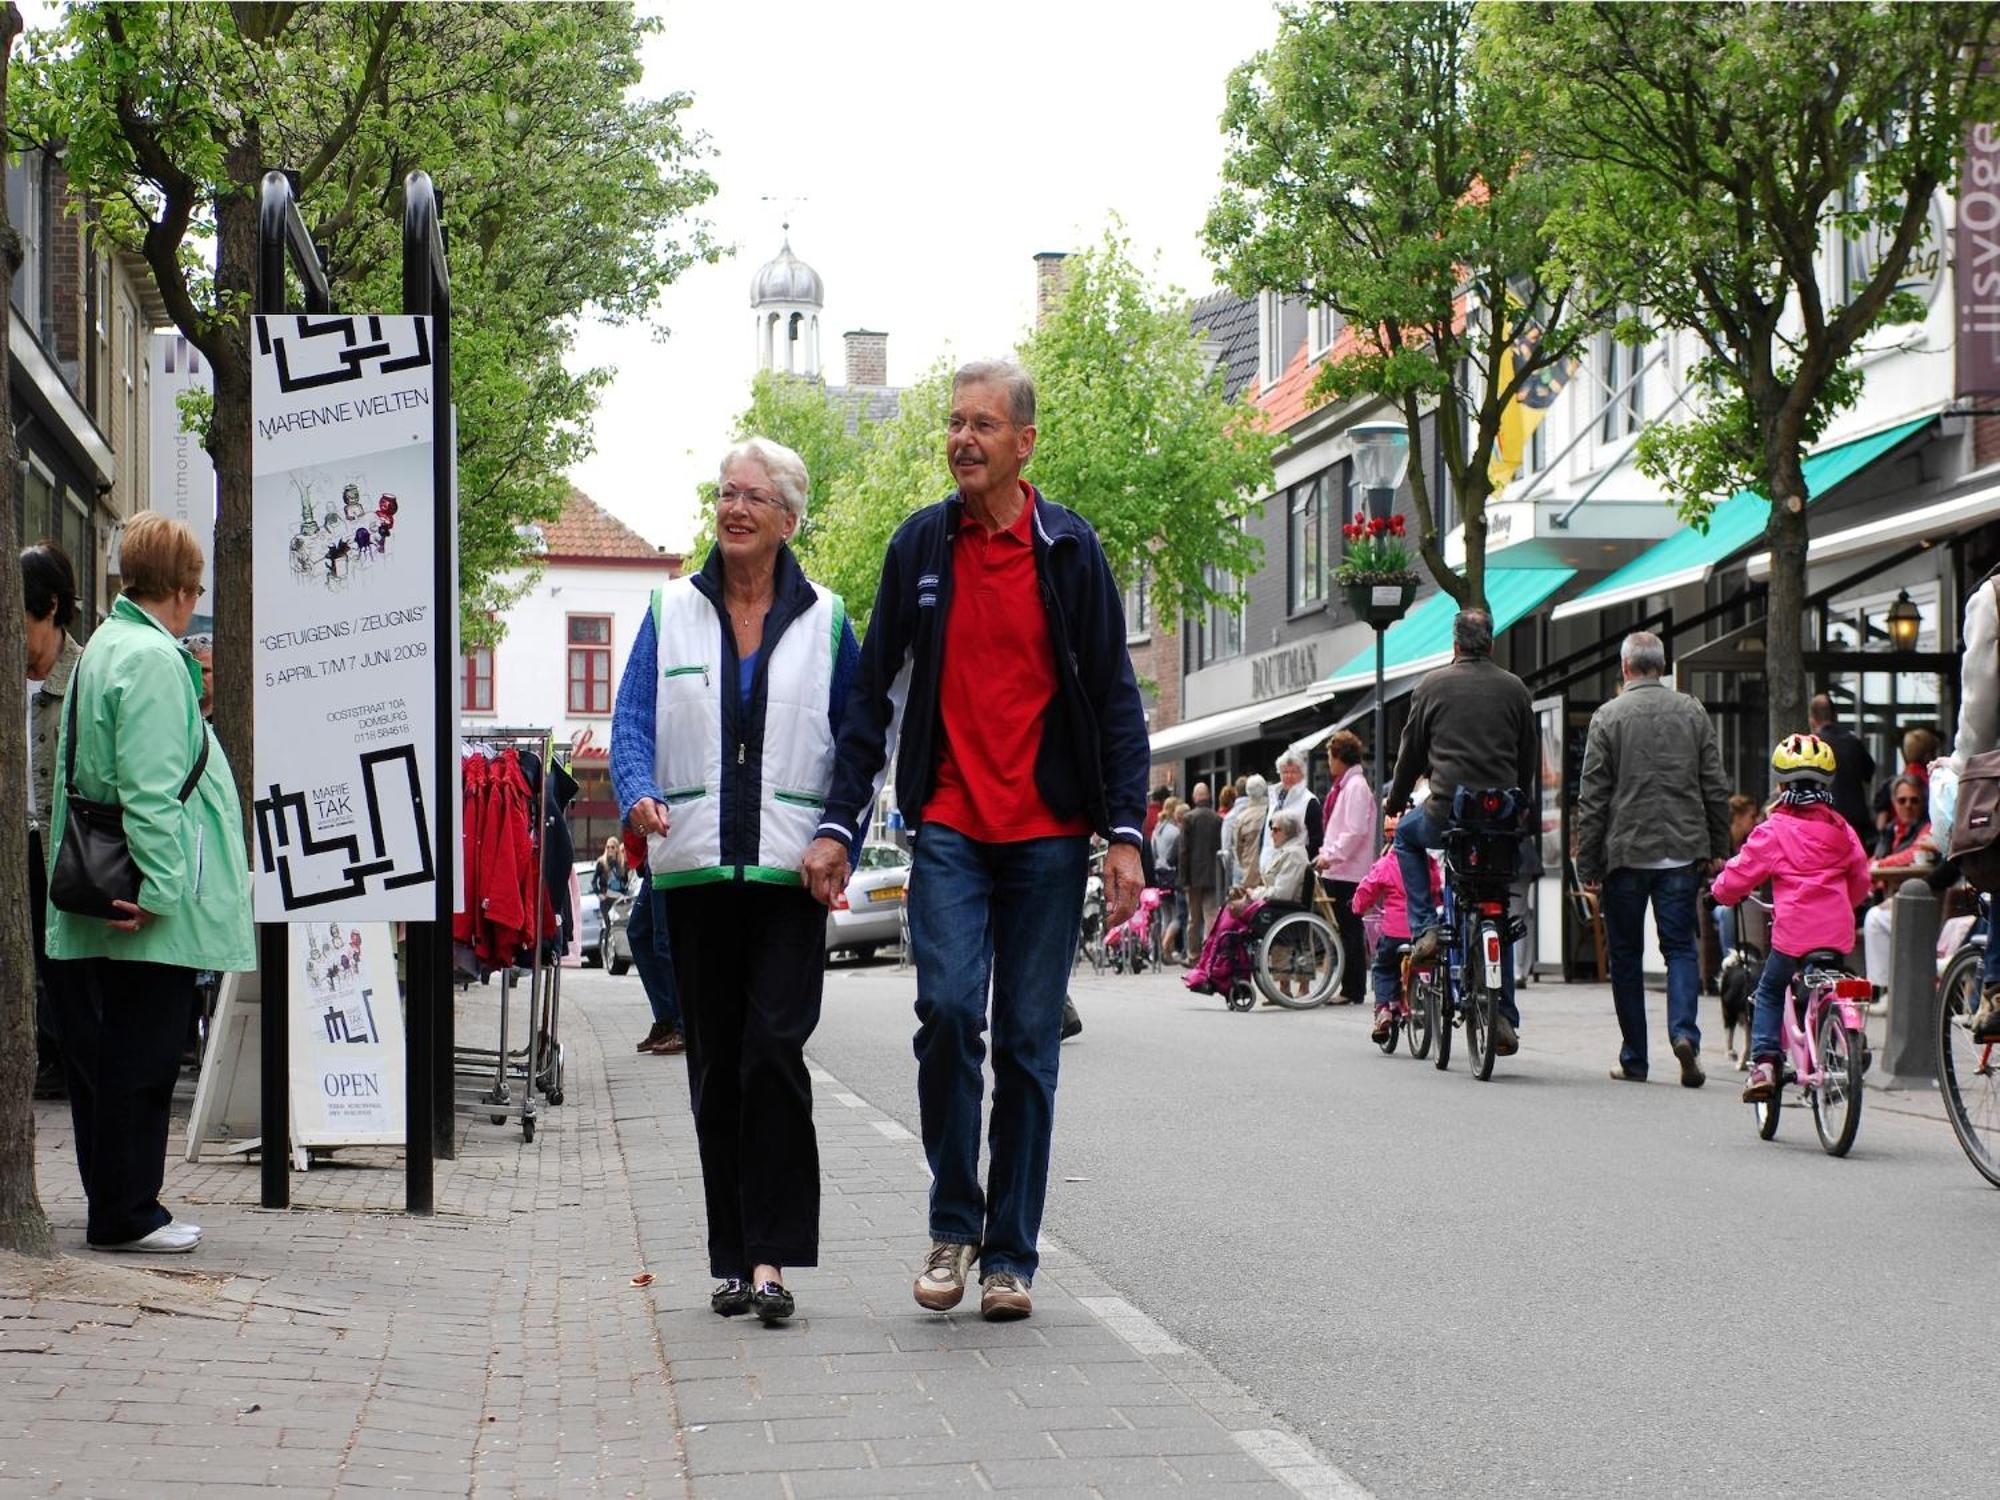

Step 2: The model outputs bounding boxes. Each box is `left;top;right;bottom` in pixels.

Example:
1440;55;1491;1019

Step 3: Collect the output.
761;193;808;239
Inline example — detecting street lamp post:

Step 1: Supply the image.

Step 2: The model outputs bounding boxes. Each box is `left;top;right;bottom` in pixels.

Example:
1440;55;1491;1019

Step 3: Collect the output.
1344;422;1414;807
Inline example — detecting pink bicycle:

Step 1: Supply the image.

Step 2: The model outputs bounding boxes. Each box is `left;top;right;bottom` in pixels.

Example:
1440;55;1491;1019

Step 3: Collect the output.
1743;896;1870;1156
1106;887;1167;974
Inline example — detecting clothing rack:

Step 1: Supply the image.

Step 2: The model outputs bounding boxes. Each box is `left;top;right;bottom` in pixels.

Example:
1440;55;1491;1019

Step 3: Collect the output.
456;724;566;1141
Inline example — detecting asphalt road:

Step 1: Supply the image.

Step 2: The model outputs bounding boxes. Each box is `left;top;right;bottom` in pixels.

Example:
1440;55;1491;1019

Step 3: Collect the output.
804;954;2000;1500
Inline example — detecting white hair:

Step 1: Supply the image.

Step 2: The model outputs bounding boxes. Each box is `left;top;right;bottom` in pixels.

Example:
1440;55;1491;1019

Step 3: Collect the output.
1275;750;1306;777
719;436;809;522
1243;774;1269;799
1269;809;1304;840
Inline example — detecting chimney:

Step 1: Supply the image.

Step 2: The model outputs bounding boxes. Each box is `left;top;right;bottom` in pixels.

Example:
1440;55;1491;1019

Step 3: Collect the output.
1034;251;1068;328
844;328;888;387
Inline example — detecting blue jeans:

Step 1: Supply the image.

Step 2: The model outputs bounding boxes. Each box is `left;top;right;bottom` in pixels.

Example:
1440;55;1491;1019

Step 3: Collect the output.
1713;901;1737;959
1395;803;1519;1026
625;883;682;1032
908;826;1089;1283
1371;940;1405;1008
1750;950;1802;1062
1600;865;1702;1076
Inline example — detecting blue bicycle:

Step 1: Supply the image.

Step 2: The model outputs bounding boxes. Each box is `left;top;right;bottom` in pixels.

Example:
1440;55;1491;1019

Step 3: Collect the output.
1415;786;1526;1082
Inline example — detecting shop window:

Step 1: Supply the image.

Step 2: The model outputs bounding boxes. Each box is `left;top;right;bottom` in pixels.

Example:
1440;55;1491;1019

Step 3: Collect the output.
566;614;612;715
463;644;495;713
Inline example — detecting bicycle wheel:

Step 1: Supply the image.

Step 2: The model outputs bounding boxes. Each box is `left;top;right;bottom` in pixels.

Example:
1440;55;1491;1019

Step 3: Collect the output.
1405;971;1435;1060
1253;911;1342;1009
1467;985;1498;1081
1810;1004;1864;1157
1433;977;1453;1071
1937;945;2000;1188
1376;1002;1399;1055
1753;1080;1782;1140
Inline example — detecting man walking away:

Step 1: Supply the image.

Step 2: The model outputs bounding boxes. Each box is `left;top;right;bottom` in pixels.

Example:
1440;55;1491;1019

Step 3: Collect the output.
803;360;1149;1323
1574;632;1732;1087
1180;783;1224;959
1809;694;1876;852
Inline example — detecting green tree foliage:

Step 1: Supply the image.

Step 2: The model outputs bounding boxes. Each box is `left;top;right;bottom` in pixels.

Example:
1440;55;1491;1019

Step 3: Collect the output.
11;1;715;807
1020;229;1273;624
1490;0;2000;734
1206;0;1602;613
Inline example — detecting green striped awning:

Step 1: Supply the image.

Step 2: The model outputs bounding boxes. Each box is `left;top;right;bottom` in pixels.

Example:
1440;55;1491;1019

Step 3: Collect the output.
1549;416;1933;622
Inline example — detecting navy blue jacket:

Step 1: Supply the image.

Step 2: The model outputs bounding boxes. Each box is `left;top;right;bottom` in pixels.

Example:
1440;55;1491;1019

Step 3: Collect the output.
818;488;1150;852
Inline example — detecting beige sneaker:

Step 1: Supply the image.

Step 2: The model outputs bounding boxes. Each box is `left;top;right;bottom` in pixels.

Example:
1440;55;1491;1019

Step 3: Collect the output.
979;1271;1032;1322
914;1241;976;1311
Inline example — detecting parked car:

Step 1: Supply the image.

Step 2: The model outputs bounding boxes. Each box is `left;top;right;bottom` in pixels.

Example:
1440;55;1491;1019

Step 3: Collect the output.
572;860;606;967
826;841;910;961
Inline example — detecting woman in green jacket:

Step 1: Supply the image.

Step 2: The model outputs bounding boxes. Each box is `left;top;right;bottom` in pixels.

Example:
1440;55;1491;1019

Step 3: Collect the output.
44;512;254;1254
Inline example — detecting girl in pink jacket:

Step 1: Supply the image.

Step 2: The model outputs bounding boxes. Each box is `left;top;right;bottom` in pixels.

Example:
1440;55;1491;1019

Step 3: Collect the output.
1710;734;1872;1103
1351;838;1442;1039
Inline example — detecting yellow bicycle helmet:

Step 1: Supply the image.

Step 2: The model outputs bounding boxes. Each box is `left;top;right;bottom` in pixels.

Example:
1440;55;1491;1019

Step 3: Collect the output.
1771;732;1837;786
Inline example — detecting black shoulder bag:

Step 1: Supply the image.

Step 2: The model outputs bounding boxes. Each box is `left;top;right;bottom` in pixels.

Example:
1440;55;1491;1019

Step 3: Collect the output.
49;674;210;919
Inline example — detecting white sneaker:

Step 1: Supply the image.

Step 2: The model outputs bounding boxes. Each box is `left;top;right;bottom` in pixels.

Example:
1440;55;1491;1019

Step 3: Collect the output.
95;1222;201;1254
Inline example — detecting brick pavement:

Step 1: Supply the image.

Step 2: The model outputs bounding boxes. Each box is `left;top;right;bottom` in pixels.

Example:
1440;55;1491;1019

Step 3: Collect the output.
2;970;1369;1498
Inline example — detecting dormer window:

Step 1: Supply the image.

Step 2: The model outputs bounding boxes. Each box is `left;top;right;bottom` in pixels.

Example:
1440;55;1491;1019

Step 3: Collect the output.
1258;290;1285;390
1307;304;1342;361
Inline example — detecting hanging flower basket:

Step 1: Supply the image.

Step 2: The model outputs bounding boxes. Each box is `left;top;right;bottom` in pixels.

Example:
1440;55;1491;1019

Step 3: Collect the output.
1336;513;1419;625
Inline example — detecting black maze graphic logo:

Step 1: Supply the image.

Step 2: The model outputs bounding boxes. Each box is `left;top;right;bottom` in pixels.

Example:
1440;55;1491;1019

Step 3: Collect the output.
256;315;432;393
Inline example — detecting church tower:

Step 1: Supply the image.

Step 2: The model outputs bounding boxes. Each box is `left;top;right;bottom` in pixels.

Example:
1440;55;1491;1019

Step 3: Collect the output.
750;233;825;377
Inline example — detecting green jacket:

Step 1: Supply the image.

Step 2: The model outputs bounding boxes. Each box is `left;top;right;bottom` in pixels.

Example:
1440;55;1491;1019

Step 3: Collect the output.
43;595;256;972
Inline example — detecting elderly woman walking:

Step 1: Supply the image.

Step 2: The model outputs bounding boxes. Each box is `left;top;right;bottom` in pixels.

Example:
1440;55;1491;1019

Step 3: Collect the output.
611;436;860;1325
1315;731;1374;1006
43;514;255;1253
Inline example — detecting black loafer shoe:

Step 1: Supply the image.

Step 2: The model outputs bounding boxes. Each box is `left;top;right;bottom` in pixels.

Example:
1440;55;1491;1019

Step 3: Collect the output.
1493;1015;1519;1056
710;1277;753;1317
752;1280;794;1325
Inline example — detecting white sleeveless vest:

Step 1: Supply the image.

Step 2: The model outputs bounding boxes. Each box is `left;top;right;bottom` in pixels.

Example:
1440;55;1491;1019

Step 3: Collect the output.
646;578;842;887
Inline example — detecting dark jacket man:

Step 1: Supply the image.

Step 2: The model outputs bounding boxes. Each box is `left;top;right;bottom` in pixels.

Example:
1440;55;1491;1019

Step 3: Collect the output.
1811;696;1876;850
1386;656;1538;815
1181;798;1225;899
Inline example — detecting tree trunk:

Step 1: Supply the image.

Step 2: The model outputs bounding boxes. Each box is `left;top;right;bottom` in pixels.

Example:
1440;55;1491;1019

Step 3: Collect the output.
1459;489;1491;617
1762;439;1812;746
206;134;263;831
0;0;56;1258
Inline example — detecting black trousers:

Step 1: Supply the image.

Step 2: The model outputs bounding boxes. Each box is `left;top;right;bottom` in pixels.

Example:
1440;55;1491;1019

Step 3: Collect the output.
662;882;826;1278
1325;878;1368;1004
50;956;196;1246
27;831;62;1077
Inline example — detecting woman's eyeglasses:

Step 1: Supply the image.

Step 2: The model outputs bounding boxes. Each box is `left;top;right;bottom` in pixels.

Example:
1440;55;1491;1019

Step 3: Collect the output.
717;485;782;512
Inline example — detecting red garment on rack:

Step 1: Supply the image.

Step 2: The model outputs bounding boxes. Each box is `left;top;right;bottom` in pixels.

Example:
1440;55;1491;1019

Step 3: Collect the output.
454;748;551;969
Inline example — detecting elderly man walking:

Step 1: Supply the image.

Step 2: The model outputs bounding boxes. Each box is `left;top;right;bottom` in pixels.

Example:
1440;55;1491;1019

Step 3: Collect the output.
1574;631;1732;1087
803;360;1149;1322
1180;783;1224;959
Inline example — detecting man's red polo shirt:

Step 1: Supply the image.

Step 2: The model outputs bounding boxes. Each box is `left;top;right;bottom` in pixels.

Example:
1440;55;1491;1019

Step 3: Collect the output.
922;485;1091;844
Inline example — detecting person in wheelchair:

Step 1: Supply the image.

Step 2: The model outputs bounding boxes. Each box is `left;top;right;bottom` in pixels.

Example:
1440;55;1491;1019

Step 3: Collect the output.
1182;810;1308;994
1384;608;1539;1053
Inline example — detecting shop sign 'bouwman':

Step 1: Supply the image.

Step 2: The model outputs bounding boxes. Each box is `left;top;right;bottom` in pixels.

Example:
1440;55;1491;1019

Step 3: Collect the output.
249;314;440;921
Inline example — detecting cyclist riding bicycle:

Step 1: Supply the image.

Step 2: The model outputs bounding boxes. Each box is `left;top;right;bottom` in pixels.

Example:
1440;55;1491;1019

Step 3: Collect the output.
1384;607;1539;1055
1710;734;1872;1103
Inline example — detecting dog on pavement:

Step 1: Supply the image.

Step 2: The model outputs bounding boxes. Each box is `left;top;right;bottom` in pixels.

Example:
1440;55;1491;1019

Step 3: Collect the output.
1718;947;1757;1070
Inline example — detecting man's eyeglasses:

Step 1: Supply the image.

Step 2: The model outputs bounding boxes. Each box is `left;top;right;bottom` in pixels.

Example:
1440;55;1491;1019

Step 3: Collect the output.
717;485;783;512
1893;796;1922;808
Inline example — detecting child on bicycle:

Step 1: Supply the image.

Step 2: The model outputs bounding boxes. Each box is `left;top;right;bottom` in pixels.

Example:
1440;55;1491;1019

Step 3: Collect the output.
1350;818;1443;1044
1710;734;1872;1103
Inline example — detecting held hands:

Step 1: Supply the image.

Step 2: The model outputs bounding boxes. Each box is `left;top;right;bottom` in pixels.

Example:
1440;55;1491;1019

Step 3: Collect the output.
801;836;853;908
107;899;155;934
1103;842;1143;929
628;796;671;838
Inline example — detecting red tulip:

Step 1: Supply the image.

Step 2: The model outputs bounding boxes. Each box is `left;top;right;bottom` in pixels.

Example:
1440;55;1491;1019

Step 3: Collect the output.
1388;514;1406;536
1367;516;1387;537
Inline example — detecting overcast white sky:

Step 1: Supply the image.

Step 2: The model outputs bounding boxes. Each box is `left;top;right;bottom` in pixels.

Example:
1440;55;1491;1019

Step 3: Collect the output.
568;0;1281;553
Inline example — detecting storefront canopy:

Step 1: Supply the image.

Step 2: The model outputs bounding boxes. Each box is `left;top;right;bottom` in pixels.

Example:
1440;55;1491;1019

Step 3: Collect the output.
1147;681;1344;762
1323;566;1578;693
1549;415;1933;622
